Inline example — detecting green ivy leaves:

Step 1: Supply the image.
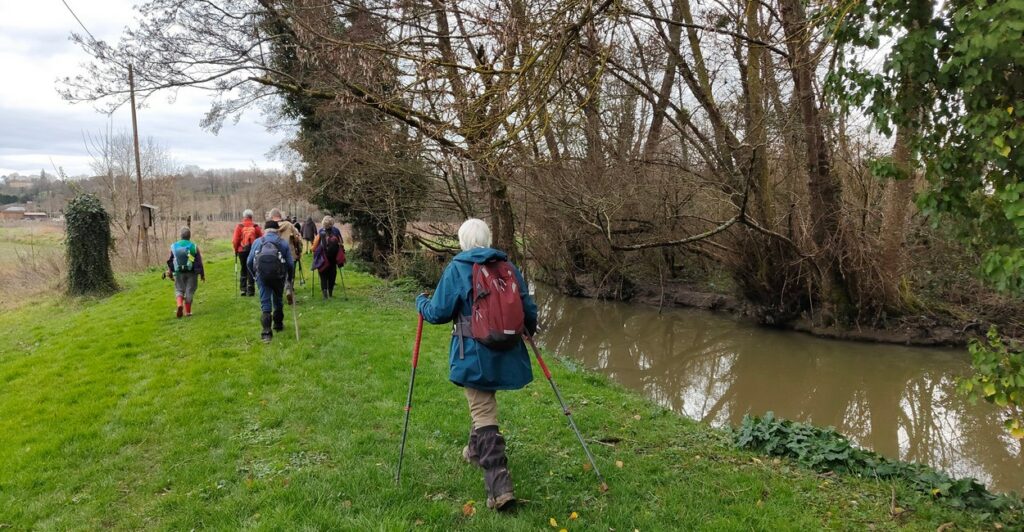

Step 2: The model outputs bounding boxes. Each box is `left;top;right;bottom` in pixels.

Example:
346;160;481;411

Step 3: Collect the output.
65;193;118;296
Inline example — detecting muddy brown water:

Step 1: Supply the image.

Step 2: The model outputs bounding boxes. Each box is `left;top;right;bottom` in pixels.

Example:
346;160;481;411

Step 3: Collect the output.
533;287;1024;493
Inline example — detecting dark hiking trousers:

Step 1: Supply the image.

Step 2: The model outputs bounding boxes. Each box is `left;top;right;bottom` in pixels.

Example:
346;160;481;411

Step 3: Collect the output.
237;250;255;295
318;263;338;296
257;277;286;329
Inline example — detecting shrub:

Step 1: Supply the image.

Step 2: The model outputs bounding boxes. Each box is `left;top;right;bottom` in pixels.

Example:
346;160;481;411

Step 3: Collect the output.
65;194;117;295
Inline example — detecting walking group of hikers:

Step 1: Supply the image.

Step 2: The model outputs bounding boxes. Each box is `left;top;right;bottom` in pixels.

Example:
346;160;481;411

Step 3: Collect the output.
166;215;600;512
165;208;346;342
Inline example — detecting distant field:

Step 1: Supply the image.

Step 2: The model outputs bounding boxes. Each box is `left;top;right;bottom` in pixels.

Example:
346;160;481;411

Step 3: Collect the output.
0;222;65;308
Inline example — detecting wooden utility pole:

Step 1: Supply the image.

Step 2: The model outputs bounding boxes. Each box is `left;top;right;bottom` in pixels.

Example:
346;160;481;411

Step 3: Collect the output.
128;64;149;266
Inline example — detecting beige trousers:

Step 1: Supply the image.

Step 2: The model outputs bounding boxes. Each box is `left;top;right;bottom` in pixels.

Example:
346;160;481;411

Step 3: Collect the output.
464;387;498;429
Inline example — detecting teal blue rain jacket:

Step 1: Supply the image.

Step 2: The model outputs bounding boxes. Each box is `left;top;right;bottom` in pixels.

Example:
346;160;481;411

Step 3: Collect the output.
416;247;538;391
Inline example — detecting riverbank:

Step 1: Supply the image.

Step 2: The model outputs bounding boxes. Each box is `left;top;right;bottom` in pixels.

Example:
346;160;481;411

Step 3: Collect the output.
570;276;1023;347
0;253;1010;529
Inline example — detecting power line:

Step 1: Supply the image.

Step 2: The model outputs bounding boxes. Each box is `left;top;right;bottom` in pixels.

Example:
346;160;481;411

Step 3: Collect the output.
61;0;99;44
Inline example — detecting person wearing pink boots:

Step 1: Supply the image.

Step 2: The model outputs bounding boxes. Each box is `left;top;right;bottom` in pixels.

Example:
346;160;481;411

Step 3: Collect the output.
166;227;205;318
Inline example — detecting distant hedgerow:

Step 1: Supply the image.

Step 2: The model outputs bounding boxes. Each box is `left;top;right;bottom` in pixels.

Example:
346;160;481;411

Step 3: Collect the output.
65;193;117;296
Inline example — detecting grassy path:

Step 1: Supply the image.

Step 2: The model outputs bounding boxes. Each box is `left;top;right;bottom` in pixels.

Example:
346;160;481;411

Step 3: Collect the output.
0;251;993;530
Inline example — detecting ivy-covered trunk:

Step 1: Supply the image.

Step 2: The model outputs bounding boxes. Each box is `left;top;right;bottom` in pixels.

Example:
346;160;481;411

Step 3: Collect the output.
65;193;118;296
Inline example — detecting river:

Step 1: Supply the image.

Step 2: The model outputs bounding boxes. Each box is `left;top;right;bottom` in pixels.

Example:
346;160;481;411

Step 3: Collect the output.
534;287;1024;493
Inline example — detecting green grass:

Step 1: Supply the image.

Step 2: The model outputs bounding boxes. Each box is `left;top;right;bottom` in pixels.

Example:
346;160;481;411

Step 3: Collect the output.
0;249;1005;530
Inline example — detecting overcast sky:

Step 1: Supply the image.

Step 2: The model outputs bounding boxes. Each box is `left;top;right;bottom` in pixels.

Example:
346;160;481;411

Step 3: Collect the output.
0;0;287;177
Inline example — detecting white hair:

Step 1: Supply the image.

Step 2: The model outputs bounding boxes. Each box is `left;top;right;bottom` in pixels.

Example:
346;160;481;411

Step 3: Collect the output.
322;215;334;228
242;209;254;219
458;218;492;251
269;208;283;220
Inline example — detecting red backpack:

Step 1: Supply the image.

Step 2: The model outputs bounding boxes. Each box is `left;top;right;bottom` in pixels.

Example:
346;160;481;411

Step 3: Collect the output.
238;224;258;251
469;259;525;350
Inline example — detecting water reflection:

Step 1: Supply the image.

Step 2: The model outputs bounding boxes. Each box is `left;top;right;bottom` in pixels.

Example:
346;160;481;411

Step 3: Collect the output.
535;287;1024;493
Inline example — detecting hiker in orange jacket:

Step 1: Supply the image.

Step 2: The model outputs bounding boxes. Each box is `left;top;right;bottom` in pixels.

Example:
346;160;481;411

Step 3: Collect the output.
232;209;263;296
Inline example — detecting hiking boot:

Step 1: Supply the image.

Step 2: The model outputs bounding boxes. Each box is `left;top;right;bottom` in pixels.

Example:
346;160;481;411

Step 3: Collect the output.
260;312;273;342
486;492;516;511
287;292;294;305
322;288;329;300
462;427;481;467
273;309;284;332
474;425;515;511
176;305;184;319
240;290;247;297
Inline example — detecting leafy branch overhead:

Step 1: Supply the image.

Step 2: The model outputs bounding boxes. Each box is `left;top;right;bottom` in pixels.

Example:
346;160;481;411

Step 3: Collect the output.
831;0;1024;294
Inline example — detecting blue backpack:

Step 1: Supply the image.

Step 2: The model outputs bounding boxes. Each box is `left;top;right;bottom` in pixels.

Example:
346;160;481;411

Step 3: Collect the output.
171;241;196;272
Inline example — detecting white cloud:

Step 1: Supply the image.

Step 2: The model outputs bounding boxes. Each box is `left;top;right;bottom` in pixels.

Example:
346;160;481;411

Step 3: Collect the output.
0;0;288;175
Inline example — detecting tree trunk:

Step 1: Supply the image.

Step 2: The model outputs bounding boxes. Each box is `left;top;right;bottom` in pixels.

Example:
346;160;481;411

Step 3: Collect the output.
779;0;848;321
477;161;518;259
877;125;917;308
643;0;683;159
744;0;772;224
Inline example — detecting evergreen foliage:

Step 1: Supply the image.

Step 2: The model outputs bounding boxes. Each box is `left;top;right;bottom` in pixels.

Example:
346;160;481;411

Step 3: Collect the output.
64;193;117;295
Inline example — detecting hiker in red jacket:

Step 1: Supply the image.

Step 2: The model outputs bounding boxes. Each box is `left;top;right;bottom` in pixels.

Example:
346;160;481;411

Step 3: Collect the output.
231;209;263;296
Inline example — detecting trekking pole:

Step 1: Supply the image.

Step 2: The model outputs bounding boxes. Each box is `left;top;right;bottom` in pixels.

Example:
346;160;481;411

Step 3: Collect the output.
396;313;425;485
339;268;347;300
297;257;306;286
291;281;301;341
523;334;607;490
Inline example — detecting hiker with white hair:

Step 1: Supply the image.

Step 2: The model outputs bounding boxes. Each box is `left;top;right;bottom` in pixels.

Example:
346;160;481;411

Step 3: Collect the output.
231;209;262;296
415;218;538;511
166;226;205;318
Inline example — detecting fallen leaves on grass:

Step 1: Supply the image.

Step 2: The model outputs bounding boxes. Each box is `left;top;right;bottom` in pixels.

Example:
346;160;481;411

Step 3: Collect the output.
549;517;558;527
615;460;624;468
570;511;579;520
583;462;591;472
462;501;476;517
